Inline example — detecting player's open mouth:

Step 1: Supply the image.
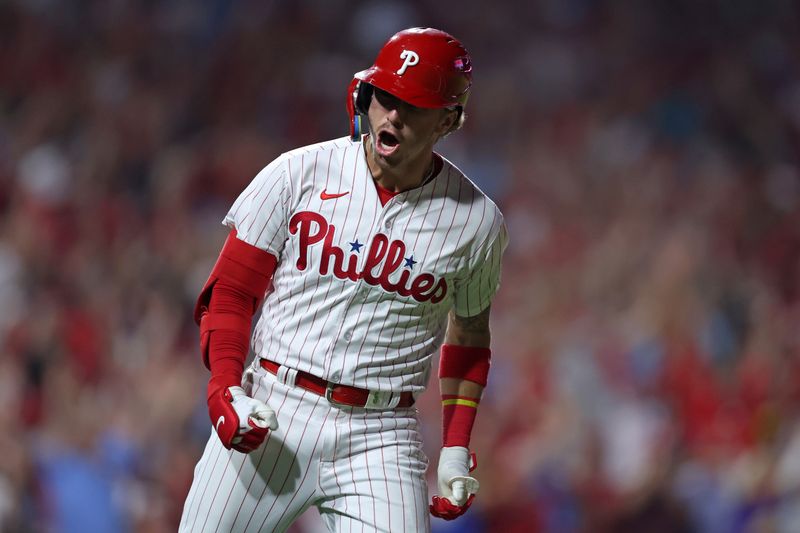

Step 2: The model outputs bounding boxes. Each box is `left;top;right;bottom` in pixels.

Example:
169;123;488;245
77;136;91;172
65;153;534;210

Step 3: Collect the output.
376;131;400;157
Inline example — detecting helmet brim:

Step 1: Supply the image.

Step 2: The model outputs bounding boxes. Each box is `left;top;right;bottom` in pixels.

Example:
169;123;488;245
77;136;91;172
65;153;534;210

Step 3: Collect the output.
354;67;457;110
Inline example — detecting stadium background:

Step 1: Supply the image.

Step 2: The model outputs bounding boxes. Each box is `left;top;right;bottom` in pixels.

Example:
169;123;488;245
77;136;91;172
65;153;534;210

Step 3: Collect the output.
1;0;800;531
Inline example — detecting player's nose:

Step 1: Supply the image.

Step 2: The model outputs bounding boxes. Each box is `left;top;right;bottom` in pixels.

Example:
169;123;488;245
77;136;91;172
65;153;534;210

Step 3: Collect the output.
386;107;403;127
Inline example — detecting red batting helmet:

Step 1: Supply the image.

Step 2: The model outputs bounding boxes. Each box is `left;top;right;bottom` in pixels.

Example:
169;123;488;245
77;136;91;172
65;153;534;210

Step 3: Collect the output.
347;27;473;140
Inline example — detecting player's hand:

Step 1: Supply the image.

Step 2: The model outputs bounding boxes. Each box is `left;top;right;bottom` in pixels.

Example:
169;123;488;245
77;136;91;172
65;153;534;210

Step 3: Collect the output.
429;446;479;520
208;385;278;453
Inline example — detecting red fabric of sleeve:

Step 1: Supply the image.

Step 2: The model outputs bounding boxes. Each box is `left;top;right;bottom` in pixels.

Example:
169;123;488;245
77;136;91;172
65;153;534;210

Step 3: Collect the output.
194;229;278;324
204;280;253;396
438;344;491;386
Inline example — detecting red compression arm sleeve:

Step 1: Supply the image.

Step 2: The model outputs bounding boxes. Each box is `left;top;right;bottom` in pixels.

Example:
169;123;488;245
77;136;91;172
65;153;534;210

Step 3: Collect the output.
197;231;278;392
205;281;253;392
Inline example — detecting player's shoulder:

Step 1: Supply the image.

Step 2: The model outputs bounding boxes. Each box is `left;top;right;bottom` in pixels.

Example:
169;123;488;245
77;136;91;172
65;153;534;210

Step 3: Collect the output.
254;137;354;176
437;154;505;222
255;137;357;188
281;136;356;161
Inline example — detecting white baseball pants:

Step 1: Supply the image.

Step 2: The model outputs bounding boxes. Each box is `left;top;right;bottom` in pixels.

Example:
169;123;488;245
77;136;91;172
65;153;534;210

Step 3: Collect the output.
179;363;430;533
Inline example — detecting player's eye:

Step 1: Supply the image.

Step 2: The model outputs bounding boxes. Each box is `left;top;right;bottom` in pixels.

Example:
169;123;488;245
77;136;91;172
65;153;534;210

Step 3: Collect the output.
374;87;424;118
374;88;401;109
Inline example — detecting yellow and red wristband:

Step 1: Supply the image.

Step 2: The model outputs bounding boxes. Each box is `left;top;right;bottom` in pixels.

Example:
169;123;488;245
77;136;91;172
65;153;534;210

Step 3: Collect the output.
442;394;480;448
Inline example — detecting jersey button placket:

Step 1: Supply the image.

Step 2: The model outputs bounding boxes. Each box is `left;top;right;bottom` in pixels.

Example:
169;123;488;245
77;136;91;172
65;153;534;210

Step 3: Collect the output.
381;203;396;232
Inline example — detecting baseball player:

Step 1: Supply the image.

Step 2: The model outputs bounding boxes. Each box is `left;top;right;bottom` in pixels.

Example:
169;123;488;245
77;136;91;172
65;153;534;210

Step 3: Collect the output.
179;27;507;532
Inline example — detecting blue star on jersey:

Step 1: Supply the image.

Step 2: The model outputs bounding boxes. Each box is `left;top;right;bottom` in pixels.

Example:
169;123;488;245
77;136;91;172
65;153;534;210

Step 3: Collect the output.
349;240;363;252
404;256;417;269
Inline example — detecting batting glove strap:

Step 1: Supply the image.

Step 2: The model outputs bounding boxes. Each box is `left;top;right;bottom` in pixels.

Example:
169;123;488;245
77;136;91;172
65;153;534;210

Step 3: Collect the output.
430;494;475;521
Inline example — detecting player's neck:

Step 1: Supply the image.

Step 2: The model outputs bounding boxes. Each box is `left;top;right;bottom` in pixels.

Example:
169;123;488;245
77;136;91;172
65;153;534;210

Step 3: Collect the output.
364;138;435;193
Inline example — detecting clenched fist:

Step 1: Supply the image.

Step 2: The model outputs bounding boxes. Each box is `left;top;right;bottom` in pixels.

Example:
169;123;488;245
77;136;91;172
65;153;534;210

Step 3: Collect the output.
208;385;278;453
430;446;479;520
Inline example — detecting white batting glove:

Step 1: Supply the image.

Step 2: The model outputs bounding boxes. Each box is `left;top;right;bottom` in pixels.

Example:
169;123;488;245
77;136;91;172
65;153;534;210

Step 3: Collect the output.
437;446;480;505
430;446;479;520
227;386;279;435
209;385;278;453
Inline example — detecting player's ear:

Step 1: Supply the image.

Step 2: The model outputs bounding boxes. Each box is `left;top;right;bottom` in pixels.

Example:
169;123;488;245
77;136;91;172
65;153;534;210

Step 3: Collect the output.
435;109;458;138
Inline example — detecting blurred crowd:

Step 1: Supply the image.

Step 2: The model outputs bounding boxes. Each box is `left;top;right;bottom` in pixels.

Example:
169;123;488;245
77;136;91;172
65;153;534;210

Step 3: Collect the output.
2;0;800;532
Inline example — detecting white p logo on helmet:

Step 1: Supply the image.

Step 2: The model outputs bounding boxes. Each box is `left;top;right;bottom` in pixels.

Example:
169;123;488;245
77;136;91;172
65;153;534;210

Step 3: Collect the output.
396;50;419;75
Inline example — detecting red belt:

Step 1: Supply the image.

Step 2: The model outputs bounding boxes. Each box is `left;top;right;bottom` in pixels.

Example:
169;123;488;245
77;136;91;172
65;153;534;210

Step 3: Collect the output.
260;359;415;409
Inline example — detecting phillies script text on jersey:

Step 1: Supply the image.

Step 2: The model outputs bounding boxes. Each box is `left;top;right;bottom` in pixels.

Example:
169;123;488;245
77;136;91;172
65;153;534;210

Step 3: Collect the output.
289;210;447;303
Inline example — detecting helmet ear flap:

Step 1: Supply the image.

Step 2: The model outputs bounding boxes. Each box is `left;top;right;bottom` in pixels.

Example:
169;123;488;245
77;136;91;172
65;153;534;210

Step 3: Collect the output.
348;81;375;141
355;83;373;115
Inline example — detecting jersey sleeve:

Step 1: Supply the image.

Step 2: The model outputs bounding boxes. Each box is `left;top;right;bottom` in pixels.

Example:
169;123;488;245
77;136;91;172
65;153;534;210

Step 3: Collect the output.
452;211;509;317
223;156;292;256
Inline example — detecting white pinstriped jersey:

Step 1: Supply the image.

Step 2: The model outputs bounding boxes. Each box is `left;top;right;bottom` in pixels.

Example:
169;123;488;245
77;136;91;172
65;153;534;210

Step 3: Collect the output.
224;136;507;393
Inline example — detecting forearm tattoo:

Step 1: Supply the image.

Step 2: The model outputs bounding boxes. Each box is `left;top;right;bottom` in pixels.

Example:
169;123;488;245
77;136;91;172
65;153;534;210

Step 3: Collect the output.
452;307;490;333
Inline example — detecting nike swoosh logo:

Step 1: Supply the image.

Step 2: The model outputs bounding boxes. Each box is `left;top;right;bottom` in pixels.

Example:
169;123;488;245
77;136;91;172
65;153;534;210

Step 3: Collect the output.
320;189;349;200
215;416;225;432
